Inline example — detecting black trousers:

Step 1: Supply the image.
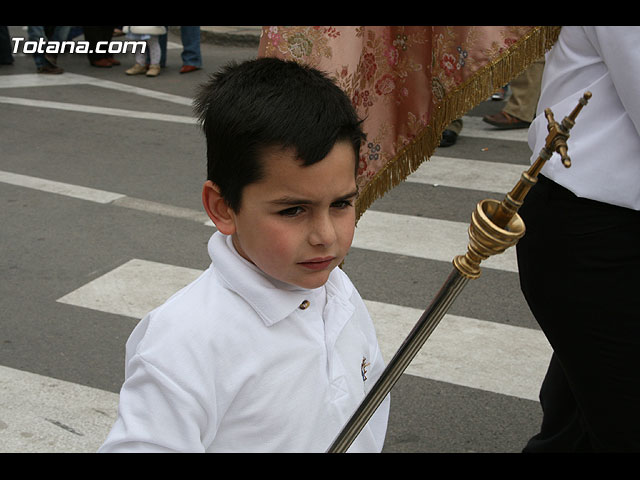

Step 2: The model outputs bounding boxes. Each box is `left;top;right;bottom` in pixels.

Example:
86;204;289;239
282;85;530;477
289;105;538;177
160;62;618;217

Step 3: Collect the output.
82;26;115;62
516;175;640;452
0;26;13;64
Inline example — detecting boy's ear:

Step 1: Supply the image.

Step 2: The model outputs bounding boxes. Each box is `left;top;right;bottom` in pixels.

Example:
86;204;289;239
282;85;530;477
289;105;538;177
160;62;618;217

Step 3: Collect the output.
202;181;236;235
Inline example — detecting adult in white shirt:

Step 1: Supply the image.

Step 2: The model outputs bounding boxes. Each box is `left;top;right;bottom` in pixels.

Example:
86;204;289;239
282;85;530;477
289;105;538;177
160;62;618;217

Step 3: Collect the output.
517;26;640;452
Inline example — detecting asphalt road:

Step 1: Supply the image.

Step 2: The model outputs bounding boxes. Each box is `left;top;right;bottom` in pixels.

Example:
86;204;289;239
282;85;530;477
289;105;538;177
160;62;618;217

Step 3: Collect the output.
1;26;547;453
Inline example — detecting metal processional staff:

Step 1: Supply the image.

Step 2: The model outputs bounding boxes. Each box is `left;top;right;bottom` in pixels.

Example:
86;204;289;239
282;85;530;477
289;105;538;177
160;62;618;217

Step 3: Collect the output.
328;91;593;453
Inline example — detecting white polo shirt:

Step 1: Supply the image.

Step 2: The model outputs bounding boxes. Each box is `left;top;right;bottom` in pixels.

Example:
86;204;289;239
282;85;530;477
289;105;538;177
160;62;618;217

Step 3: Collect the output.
529;26;640;210
99;232;389;452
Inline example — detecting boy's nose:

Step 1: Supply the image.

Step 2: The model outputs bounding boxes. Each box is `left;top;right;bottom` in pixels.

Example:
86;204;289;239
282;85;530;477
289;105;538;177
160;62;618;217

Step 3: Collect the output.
308;214;337;246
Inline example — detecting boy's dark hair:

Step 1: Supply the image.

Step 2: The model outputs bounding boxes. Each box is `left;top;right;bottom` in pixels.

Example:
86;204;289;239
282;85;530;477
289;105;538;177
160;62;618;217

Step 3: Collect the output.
193;57;366;212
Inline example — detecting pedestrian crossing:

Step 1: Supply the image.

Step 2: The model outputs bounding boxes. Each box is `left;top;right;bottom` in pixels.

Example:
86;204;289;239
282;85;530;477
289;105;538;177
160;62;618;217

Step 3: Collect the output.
55;256;549;401
0;69;549;452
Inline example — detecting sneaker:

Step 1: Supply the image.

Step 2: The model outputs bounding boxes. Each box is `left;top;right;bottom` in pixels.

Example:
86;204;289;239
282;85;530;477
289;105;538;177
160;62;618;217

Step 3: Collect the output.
146;64;161;77
125;63;147;75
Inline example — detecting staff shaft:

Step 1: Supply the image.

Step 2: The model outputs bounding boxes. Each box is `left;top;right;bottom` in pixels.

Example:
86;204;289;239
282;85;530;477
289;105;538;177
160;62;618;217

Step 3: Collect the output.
327;269;469;453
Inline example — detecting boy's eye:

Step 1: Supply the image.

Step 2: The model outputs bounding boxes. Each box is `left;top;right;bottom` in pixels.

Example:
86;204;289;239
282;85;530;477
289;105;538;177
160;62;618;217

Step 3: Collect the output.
277;199;354;217
278;206;304;217
332;200;354;209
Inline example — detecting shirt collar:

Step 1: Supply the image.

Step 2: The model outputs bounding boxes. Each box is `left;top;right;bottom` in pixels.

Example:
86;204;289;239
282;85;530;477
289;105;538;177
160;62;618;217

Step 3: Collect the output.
208;232;327;327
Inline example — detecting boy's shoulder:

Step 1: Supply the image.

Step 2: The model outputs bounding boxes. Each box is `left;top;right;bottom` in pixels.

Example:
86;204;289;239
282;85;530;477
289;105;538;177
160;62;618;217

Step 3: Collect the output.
129;250;366;359
326;265;358;300
130;264;257;352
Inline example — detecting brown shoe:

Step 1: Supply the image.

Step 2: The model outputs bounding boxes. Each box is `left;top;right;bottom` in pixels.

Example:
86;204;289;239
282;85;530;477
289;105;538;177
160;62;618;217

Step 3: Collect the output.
91;58;112;68
483;111;530;130
179;65;200;74
44;53;58;66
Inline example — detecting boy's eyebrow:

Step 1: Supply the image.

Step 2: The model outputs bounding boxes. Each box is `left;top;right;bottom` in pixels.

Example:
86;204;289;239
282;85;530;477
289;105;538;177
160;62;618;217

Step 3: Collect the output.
270;189;359;206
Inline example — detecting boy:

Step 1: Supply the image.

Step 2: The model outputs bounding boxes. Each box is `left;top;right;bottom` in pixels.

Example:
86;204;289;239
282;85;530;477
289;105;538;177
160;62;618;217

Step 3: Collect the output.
99;58;390;453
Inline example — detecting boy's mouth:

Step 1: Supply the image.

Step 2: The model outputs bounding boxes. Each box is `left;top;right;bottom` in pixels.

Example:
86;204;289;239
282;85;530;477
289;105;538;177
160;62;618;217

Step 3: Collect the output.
298;256;336;270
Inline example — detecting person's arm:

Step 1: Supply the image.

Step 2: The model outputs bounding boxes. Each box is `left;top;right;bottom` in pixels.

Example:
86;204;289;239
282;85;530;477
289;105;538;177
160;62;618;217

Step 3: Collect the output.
98;354;210;453
585;26;640;137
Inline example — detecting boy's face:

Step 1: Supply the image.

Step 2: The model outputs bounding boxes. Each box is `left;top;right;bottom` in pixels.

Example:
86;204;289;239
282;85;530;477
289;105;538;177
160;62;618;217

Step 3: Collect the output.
230;141;358;289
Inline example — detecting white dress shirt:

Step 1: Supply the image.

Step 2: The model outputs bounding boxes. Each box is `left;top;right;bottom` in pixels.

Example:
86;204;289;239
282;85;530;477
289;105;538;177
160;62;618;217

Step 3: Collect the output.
99;232;389;452
528;26;640;210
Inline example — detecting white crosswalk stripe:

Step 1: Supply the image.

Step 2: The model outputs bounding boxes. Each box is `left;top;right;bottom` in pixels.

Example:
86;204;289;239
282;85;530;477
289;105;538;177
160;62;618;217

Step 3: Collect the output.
354;210;518;272
1;69;547;452
0;365;118;453
0;95;197;123
407;154;529;194
56;259;550;402
0;72;193;105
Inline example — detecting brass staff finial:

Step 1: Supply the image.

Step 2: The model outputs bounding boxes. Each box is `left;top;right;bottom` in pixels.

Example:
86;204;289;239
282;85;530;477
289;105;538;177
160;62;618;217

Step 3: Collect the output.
453;91;592;279
544;90;592;168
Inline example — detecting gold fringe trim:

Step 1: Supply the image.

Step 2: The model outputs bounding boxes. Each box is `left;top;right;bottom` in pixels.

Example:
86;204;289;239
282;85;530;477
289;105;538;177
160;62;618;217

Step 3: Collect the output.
355;25;562;222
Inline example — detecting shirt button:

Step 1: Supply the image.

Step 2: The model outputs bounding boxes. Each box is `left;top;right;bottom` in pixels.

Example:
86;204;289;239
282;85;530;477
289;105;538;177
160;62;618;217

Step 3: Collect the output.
299;300;310;310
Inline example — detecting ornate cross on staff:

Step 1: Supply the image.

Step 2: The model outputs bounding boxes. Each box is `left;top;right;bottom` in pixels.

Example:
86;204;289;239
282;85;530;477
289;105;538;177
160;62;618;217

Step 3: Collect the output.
328;91;592;453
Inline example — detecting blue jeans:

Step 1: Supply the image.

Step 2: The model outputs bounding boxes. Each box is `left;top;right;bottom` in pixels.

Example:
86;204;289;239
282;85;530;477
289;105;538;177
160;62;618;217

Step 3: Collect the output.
27;26;71;68
158;26;202;67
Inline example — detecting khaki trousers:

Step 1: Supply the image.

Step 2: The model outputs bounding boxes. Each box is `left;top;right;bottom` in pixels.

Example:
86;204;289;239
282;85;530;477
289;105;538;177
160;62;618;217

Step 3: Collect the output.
504;58;545;122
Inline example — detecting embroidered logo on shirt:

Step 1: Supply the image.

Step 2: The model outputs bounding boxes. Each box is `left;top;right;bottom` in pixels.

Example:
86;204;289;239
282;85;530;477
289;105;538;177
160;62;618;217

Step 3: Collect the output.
361;356;371;382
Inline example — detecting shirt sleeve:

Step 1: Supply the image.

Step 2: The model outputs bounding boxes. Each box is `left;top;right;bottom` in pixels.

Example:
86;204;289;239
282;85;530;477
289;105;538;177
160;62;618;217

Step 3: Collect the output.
98;354;209;453
584;26;640;137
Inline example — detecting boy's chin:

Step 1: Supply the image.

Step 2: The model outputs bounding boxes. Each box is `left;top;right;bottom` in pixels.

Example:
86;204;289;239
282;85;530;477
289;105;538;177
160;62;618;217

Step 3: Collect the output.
290;269;333;290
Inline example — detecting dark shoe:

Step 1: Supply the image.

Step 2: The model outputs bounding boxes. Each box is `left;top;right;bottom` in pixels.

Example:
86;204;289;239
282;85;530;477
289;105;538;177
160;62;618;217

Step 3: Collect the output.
37;64;64;74
107;57;121;66
483;111;530;129
439;129;458;147
44;53;58;66
179;65;200;74
90;58;112;68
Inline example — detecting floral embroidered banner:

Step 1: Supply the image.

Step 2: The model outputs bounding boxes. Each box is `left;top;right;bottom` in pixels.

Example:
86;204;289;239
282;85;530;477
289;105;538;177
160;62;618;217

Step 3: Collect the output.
258;26;560;218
